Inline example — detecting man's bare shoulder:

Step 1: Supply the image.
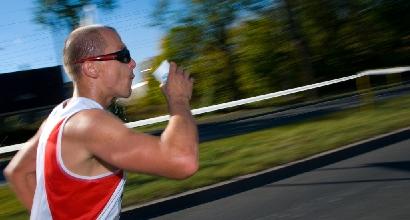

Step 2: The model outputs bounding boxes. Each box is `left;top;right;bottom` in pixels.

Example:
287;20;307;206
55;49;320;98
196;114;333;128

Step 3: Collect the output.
64;109;129;143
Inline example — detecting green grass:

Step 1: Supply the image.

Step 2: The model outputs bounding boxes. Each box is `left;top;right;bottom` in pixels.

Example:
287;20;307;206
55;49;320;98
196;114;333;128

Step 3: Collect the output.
122;95;410;207
2;94;410;219
0;187;27;220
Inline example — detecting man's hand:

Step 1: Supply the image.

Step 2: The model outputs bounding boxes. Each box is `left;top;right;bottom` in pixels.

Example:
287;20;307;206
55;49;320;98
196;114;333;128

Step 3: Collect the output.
161;62;193;112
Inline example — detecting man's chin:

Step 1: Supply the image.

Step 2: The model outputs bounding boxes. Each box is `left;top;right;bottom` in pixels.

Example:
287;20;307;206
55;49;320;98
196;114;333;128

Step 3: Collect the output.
120;94;131;99
119;90;132;98
126;89;132;98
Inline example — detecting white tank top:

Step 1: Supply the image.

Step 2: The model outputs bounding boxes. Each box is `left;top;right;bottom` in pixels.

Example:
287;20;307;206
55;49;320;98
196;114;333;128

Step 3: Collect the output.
30;97;126;220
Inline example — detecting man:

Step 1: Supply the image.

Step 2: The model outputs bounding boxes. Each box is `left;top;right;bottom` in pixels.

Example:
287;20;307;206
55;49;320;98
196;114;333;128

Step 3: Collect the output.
4;25;198;219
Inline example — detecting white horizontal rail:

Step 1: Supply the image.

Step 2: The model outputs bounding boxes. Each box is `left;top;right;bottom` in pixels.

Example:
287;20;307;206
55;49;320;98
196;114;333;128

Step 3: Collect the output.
125;66;410;128
1;66;409;155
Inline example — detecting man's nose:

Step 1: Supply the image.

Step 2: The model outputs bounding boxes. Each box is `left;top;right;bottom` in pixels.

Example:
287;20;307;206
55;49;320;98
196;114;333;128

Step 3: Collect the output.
129;58;136;70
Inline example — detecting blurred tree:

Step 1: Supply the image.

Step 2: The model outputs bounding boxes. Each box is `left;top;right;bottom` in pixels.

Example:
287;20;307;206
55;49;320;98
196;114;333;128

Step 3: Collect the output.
288;0;345;79
231;16;295;95
34;0;117;30
162;25;202;64
142;0;410;112
294;0;407;77
369;0;410;65
337;0;392;70
280;0;316;90
152;0;269;105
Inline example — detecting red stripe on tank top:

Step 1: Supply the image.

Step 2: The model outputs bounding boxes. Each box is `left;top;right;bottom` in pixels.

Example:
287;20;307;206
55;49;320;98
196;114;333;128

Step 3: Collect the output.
44;119;123;220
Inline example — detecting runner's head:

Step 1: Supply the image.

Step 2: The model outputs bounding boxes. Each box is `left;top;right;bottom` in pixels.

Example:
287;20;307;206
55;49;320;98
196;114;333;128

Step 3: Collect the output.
63;25;136;99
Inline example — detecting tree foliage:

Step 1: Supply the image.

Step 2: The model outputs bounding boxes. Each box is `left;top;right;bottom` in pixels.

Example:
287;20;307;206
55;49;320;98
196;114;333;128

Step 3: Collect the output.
139;0;410;112
34;0;117;29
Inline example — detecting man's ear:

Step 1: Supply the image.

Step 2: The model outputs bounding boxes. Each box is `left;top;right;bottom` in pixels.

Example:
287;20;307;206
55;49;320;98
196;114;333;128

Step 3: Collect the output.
82;62;99;79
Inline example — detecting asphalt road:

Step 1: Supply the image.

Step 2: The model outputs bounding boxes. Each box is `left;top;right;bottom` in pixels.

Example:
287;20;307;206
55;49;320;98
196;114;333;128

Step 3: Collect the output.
145;135;410;220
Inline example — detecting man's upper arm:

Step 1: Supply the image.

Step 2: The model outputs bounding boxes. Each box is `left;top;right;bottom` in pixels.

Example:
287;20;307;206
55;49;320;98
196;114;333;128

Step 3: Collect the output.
71;110;193;179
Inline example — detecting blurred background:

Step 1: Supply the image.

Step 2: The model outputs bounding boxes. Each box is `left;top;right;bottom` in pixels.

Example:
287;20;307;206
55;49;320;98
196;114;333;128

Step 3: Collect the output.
1;1;410;219
0;0;409;148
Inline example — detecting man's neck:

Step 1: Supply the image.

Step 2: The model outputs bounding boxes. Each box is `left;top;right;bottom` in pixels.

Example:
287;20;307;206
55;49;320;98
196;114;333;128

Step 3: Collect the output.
72;85;113;109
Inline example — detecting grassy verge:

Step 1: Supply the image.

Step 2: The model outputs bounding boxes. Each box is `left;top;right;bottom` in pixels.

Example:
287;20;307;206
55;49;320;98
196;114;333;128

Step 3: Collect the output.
0;187;27;220
122;94;410;206
1;94;410;219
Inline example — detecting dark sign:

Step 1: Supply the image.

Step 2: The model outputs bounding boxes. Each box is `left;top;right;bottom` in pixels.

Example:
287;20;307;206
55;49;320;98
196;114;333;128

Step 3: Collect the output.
0;66;65;115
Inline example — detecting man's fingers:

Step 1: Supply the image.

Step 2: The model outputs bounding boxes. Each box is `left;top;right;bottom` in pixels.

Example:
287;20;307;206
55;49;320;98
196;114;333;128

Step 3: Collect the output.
168;62;193;86
169;61;177;79
183;70;190;80
176;67;184;76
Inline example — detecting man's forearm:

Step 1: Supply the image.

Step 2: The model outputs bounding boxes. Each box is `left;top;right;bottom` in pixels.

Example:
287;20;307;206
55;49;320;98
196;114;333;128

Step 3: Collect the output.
162;101;198;159
4;141;37;211
5;171;36;210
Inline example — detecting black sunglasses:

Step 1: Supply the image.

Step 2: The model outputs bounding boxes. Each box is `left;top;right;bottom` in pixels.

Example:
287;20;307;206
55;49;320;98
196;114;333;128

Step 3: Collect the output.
74;47;131;64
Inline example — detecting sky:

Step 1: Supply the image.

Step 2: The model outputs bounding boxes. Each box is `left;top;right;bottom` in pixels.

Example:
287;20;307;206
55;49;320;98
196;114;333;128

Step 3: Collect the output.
0;0;169;83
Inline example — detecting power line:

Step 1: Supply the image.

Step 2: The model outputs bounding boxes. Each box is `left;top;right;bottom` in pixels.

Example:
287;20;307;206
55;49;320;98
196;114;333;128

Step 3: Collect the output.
0;46;56;63
2;33;158;55
1;54;57;66
0;13;154;45
0;8;151;29
0;39;160;67
0;18;158;49
0;18;38;28
0;38;54;57
0;42;158;65
0;6;35;15
0;22;163;66
0;59;58;72
0;29;54;45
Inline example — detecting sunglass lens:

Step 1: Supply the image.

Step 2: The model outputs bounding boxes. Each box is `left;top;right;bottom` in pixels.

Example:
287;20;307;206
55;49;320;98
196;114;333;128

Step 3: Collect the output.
118;48;131;63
